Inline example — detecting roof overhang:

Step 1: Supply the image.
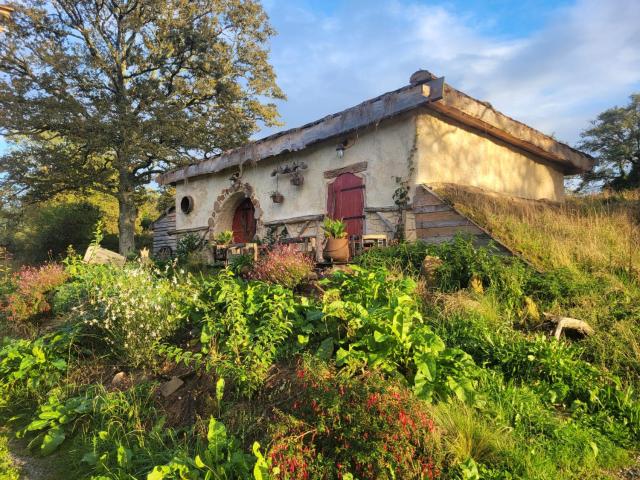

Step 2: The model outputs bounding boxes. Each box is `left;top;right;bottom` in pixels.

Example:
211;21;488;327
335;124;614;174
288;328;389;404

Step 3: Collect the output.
157;77;445;185
158;73;593;185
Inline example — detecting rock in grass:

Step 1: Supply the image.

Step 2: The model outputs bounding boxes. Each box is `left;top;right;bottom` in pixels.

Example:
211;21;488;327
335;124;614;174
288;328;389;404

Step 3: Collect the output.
160;376;184;397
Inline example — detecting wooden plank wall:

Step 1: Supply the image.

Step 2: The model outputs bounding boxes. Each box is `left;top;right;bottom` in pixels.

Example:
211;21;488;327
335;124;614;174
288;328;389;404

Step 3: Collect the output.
152;210;177;255
412;185;494;246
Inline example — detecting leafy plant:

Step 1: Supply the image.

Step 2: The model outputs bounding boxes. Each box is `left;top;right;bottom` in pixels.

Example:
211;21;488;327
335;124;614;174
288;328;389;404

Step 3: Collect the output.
250;244;314;289
0;326;76;407
322;218;347;239
147;417;272;480
18;392;92;455
214;230;234;246
198;270;304;394
318;266;478;403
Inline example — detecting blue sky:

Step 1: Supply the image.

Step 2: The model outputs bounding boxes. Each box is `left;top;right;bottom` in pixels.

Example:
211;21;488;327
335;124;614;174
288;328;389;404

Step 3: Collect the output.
258;0;640;144
1;0;639;154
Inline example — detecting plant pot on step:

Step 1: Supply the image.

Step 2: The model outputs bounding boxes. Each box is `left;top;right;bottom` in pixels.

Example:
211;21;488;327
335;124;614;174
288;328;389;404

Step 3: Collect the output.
324;237;349;262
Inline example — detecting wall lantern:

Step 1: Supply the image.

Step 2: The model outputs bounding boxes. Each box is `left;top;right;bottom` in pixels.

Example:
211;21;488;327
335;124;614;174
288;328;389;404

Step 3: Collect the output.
180;195;194;214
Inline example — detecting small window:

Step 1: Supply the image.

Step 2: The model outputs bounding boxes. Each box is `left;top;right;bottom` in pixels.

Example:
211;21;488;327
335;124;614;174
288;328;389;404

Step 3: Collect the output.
180;195;194;214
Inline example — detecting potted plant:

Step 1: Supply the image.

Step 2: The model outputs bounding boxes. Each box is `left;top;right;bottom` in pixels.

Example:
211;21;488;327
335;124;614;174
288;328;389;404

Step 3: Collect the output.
212;230;233;262
270;191;284;203
322;217;349;262
213;230;233;245
290;172;304;186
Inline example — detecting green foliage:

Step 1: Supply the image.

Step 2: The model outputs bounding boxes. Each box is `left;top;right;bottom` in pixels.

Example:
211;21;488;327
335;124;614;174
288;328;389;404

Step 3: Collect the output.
322;218;347;239
0;0;283;254
265;357;441;479
214;231;234;246
228;254;254;276
8;200;103;264
18;392;92;455
577;93;640;191
318;266;478;403
147;418;271;480
79;264;199;369
198;270;303;394
0;327;76;407
177;233;205;261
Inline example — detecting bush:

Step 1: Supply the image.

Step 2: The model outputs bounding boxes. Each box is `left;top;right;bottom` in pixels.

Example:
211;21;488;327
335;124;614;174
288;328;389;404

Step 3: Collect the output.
1;263;68;335
78;264;199;369
266;357;442;479
251;244;314;289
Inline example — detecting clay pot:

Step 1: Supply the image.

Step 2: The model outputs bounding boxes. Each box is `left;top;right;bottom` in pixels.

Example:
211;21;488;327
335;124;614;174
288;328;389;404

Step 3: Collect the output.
325;237;349;262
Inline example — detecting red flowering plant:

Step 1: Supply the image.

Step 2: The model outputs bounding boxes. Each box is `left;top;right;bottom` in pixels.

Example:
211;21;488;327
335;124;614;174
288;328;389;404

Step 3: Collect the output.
1;263;68;335
251;244;314;289
265;356;443;480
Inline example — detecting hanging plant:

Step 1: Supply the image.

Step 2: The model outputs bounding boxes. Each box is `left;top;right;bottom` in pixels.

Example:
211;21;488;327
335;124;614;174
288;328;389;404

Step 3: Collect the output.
290;172;304;186
270;191;284;203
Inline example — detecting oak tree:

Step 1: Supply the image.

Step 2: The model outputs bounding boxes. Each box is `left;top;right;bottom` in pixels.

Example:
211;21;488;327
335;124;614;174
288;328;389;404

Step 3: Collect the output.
578;94;640;191
0;0;284;254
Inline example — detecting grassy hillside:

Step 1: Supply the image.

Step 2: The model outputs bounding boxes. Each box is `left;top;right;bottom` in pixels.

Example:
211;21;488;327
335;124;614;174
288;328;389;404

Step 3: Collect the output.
435;185;640;384
0;192;638;479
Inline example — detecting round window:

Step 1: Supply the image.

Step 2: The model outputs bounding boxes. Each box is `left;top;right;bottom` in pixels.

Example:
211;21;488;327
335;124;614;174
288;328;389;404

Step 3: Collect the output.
180;195;194;214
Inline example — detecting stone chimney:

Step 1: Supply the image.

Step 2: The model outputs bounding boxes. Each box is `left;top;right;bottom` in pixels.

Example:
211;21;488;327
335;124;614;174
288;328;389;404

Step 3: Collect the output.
409;70;437;85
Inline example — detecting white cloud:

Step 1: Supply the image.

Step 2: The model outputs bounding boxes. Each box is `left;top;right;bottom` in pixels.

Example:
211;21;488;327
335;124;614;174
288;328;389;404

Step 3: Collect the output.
260;0;640;144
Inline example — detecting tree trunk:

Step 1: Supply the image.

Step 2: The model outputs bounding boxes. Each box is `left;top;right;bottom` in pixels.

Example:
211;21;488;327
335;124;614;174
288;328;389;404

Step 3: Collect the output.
117;173;138;257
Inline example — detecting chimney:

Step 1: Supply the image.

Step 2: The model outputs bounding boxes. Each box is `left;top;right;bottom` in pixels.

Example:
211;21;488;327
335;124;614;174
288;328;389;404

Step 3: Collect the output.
409;70;437;85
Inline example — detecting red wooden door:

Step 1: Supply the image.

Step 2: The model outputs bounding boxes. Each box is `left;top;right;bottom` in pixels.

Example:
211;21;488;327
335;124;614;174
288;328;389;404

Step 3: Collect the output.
232;198;256;243
327;173;364;236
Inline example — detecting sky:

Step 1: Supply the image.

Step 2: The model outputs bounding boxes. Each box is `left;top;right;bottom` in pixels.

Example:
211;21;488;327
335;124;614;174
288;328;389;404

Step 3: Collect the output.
257;0;640;145
0;0;638;154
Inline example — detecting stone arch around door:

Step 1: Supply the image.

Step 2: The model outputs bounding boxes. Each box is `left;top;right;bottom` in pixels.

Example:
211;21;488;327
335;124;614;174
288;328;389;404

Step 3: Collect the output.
208;182;263;241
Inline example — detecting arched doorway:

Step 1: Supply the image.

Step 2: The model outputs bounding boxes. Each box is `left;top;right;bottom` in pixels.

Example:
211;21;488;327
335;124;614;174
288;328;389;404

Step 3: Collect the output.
327;172;365;236
232;198;256;243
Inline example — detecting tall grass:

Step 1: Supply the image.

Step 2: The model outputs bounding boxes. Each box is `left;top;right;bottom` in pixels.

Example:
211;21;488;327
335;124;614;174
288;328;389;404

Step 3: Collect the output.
435;185;640;276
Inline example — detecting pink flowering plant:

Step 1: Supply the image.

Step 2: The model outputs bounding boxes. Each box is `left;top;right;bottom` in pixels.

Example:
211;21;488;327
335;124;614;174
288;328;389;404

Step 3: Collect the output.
1;263;68;335
251;244;314;289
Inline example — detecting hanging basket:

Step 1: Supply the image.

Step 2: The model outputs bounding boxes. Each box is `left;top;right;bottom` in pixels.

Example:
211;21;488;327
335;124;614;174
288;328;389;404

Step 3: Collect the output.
270;192;284;203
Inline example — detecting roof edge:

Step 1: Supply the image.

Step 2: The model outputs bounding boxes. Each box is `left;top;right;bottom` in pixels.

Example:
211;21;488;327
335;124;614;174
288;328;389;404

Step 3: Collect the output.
157;77;445;185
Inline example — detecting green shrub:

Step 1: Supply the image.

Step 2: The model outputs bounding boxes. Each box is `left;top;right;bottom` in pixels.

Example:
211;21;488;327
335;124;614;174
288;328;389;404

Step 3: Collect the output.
78;264;199;369
317;266;478;403
198;270;303;394
0;326;77;407
265;356;442;479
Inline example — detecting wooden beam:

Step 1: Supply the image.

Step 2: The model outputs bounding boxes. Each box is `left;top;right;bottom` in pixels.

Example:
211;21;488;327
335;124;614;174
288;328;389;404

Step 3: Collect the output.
364;206;401;213
263;214;325;226
324;162;368;179
416;218;473;229
412;204;452;214
374;211;396;233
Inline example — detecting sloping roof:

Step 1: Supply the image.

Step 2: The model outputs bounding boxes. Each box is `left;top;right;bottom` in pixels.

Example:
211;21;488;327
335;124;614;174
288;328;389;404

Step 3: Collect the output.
158;71;593;185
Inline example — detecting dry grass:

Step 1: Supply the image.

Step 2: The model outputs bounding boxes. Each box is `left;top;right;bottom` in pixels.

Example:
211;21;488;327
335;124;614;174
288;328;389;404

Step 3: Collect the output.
435;184;640;277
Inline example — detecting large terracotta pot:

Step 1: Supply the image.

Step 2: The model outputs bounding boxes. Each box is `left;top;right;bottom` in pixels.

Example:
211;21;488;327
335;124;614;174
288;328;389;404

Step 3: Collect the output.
325;237;349;262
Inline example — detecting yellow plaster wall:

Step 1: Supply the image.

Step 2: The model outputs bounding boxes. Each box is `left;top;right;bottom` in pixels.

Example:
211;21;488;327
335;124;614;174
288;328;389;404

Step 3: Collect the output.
415;111;565;201
174;114;416;233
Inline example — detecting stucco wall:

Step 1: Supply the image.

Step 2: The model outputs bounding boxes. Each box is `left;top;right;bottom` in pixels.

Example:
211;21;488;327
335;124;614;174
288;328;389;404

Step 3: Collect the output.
174;114;416;234
414;110;565;201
